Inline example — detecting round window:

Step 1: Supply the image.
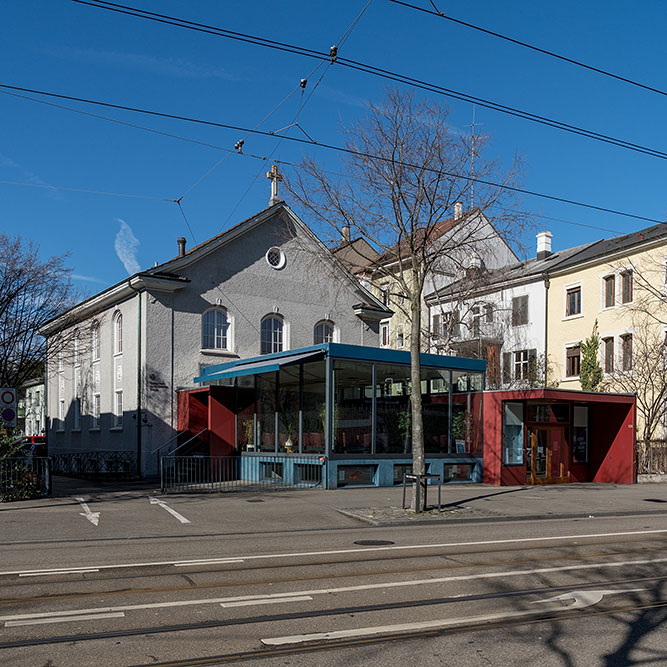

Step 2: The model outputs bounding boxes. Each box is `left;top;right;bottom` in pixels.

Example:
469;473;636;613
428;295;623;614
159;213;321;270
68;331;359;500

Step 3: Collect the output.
266;247;286;269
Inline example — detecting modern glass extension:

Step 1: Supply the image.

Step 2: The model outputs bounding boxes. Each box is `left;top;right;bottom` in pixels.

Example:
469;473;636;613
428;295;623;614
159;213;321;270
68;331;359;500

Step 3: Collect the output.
194;343;486;488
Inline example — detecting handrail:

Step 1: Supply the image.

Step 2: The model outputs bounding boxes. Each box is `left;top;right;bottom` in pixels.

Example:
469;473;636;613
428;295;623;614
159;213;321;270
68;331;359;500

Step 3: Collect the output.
150;430;187;455
165;428;208;456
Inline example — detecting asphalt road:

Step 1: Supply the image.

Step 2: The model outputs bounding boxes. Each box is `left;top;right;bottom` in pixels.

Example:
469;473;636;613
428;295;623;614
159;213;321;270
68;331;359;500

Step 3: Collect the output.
0;491;665;666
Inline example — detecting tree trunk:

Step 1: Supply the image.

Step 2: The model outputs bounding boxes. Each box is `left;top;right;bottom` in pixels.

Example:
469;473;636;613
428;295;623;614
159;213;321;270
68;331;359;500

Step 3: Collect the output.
410;291;425;511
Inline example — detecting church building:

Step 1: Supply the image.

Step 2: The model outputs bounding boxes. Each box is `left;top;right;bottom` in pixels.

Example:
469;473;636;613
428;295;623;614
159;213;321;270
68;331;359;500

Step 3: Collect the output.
40;173;391;476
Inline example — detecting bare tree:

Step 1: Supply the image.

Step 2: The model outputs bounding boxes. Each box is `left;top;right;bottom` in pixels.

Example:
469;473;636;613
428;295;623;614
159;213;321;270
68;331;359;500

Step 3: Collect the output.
288;89;528;509
0;234;78;389
602;318;667;445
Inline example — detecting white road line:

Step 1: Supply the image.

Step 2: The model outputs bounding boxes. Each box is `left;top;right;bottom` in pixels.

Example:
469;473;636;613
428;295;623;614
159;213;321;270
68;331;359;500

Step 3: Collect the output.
19;569;99;577
1;528;665;578
175;559;244;567
75;497;100;527
149;497;191;524
0;554;665;623
5;612;125;628
221;596;313;608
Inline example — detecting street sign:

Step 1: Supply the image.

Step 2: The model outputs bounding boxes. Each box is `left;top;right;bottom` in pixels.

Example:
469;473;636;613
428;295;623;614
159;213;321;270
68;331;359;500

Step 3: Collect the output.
0;387;17;428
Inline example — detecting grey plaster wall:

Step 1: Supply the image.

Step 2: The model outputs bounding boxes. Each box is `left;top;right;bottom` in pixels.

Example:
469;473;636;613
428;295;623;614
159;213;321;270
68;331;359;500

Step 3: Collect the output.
46;209;380;477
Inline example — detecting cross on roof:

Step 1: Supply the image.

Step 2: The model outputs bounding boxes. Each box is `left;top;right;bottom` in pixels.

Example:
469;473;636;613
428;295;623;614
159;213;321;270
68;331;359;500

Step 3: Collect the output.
266;164;283;206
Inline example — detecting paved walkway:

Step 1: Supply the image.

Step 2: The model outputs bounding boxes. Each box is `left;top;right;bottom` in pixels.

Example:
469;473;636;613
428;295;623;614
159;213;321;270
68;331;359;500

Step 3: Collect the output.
41;476;667;531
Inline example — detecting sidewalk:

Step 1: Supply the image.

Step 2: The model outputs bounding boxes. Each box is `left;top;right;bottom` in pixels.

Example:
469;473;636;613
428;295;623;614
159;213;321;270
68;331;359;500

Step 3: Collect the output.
48;475;667;529
331;482;667;526
5;476;665;539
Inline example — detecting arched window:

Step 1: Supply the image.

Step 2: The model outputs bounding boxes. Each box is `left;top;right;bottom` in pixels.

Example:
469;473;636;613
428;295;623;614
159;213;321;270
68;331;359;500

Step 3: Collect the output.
202;308;229;350
261;315;283;354
91;322;100;361
113;312;123;355
314;320;335;344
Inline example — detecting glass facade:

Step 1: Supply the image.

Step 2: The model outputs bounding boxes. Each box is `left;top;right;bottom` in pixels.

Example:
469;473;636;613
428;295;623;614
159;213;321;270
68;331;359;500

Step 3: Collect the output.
503;402;524;465
197;347;484;466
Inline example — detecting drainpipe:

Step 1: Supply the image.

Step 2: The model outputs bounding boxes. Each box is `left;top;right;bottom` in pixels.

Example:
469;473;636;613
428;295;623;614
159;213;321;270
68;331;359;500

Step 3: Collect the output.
543;274;550;387
128;280;142;476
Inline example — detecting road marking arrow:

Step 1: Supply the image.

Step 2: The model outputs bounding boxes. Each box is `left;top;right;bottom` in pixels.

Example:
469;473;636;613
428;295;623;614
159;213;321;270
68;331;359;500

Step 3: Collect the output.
149;496;191;524
261;587;648;646
532;588;646;609
75;497;100;527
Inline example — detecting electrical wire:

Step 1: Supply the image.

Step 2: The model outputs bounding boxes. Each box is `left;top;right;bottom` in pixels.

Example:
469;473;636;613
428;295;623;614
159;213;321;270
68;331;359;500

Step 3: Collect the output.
0;180;172;201
388;0;667;98
0;82;663;225
70;0;667;160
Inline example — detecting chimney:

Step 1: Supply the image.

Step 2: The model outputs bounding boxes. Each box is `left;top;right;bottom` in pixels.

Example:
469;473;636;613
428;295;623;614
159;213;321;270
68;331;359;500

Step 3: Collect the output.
536;231;552;260
454;202;463;220
177;237;186;257
342;224;351;243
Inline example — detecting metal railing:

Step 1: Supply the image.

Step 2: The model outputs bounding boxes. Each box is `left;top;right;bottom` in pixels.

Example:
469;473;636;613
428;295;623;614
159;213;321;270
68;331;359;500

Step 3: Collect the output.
160;455;326;493
637;440;667;475
1;457;52;501
51;451;136;477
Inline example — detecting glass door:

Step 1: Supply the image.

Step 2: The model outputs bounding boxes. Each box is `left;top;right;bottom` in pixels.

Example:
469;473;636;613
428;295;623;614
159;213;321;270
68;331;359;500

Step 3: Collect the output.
527;427;568;483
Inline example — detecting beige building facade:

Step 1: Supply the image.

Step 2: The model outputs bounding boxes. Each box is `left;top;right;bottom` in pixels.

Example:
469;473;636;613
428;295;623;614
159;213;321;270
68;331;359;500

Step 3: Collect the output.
546;224;667;441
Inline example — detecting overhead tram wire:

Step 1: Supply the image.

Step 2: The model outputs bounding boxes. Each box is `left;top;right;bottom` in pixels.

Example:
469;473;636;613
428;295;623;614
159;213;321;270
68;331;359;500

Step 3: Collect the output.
71;0;667;161
217;0;374;224
0;180;172;201
388;0;667;98
0;93;648;236
0;82;663;226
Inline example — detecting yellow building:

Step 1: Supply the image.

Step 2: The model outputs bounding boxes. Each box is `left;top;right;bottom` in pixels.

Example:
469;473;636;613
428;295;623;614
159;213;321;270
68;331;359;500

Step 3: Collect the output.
547;224;667;441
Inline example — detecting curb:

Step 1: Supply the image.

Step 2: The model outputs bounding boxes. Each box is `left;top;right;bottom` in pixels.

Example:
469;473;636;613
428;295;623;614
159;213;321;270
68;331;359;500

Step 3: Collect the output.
336;507;667;527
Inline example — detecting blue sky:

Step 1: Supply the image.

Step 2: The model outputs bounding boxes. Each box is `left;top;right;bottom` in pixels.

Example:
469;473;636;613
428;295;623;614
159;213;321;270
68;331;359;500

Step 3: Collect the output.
2;1;665;296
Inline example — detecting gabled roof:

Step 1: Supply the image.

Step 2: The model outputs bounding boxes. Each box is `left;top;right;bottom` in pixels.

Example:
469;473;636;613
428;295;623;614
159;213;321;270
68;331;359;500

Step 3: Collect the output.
425;240;597;303
549;222;667;274
369;208;518;270
425;219;667;304
40;201;390;334
331;237;380;274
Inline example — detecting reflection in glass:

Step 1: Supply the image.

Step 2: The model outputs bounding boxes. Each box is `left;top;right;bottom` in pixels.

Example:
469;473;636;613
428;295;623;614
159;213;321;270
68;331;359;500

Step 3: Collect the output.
503;402;524;464
423;368;450;453
333;360;373;455
278;366;299;453
301;361;325;454
375;363;412;454
451;370;484;455
257;373;276;452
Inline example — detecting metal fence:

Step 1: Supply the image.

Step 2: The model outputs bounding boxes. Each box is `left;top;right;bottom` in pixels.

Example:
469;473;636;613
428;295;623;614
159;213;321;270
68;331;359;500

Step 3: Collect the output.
51;451;136;478
0;457;52;501
160;455;326;493
637;441;667;475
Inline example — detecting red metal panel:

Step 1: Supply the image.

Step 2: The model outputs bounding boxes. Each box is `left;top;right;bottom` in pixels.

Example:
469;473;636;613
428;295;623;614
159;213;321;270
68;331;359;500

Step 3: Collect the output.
208;386;236;457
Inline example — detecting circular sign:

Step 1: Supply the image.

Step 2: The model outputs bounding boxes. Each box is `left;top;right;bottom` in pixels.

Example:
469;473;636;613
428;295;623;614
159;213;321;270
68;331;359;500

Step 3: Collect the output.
1;390;15;405
2;408;16;422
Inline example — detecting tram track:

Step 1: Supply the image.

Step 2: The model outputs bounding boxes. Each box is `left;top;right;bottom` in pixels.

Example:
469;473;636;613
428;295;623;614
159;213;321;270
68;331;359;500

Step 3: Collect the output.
127;599;667;667
1;574;665;651
0;543;664;608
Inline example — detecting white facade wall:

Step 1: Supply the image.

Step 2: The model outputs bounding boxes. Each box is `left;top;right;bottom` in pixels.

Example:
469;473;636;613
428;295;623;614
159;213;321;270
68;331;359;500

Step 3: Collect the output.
428;276;547;387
